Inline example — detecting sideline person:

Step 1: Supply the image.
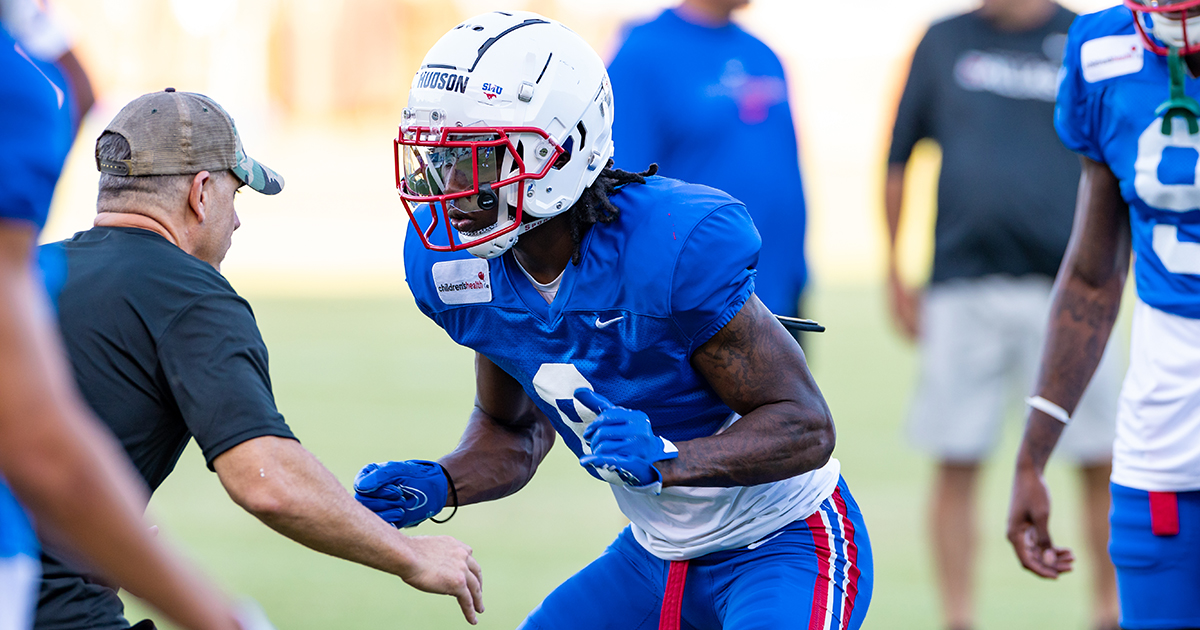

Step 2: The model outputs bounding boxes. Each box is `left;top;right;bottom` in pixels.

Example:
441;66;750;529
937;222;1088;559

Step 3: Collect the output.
607;0;811;335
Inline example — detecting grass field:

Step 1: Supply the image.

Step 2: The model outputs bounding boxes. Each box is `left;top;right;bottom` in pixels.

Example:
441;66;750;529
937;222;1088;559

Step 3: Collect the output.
121;284;1110;629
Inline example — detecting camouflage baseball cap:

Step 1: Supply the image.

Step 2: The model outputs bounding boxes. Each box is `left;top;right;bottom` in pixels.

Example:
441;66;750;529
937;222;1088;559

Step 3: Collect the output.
96;88;283;195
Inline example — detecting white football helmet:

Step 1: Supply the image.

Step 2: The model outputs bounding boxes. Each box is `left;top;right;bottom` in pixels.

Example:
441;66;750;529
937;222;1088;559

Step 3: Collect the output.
394;11;615;259
1127;0;1200;55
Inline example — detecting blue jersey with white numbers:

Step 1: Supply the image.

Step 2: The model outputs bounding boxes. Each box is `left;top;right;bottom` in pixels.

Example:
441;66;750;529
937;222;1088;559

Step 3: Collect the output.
406;176;758;458
1058;6;1200;318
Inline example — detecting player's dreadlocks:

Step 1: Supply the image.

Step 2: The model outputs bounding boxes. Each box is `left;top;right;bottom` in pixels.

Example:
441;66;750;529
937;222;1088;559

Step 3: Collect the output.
566;162;658;265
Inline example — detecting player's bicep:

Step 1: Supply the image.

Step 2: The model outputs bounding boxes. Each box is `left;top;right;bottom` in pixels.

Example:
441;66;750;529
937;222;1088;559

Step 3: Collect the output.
689;294;824;417
1064;156;1132;288
474;352;544;429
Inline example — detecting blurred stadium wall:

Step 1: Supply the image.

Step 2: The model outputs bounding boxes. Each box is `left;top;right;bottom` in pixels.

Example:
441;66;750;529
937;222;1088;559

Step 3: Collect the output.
42;0;1119;294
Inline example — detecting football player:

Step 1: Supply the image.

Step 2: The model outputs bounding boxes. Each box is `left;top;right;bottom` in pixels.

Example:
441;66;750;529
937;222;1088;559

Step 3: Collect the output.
355;11;872;630
1008;1;1200;628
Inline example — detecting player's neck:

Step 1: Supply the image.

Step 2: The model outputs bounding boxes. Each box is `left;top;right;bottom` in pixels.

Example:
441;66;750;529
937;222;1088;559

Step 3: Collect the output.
979;0;1056;32
511;213;573;284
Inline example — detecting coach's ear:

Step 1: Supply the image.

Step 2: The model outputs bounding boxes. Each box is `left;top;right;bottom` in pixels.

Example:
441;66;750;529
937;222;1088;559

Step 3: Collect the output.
187;171;212;224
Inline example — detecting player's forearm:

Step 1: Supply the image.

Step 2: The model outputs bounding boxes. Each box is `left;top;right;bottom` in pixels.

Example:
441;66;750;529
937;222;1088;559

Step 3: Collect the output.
1022;157;1129;472
659;400;835;488
1021;271;1124;473
439;406;556;505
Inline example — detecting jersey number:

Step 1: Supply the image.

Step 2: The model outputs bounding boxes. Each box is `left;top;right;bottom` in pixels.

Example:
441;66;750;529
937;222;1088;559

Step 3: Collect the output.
531;364;626;484
531;363;599;453
1135;121;1200;274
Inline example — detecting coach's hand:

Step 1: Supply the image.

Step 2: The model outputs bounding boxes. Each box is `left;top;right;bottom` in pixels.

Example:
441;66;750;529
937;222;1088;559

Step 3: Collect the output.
1007;466;1075;579
574;388;678;494
354;460;448;528
399;535;484;625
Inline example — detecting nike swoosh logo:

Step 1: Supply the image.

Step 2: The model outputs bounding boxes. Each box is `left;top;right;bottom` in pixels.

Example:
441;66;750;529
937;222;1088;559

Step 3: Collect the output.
746;531;785;550
595;316;624;328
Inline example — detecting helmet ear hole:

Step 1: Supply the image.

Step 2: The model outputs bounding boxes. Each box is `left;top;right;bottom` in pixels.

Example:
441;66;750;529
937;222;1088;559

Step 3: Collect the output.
553;136;573;169
576;121;587;149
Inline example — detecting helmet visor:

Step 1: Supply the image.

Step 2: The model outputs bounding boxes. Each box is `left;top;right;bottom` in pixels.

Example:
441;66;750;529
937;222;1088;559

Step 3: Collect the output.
400;133;503;200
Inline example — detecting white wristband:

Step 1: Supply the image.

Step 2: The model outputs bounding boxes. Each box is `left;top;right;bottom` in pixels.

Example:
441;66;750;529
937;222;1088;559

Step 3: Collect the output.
1025;395;1071;424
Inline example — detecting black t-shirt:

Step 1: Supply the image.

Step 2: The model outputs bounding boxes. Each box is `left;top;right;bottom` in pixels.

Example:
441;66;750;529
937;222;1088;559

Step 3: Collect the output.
889;6;1079;284
34;226;296;630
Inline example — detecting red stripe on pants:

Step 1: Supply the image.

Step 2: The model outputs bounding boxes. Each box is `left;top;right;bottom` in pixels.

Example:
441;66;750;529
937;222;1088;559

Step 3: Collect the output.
831;488;861;629
806;509;833;630
658;560;689;630
1149;491;1180;536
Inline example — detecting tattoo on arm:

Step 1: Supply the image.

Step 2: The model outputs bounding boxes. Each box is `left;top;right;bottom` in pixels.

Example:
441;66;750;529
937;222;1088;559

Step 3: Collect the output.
662;296;834;487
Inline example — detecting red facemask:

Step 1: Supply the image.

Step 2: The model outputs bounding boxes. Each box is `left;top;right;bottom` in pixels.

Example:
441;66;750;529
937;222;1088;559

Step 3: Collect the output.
394;124;564;253
1127;0;1200;56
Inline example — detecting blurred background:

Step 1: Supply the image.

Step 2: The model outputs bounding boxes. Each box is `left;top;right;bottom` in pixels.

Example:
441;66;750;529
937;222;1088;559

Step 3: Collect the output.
37;0;1128;628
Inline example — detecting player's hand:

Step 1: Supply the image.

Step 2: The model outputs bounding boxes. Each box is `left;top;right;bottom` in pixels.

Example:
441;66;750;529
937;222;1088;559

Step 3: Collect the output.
398;535;484;625
354;460;448;528
1007;466;1075;579
887;266;921;341
574;388;678;492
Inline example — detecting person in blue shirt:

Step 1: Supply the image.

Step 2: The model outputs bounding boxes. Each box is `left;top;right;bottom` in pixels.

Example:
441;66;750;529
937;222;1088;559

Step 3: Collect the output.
606;0;809;328
1008;2;1200;629
0;28;268;630
355;11;872;630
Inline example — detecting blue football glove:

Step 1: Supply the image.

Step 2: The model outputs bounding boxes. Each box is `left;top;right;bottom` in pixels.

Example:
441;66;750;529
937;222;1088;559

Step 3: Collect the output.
353;460;448;528
574;388;678;495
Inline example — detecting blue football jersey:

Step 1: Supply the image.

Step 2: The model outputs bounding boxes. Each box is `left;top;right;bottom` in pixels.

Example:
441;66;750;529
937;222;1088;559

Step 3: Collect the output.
406;176;759;456
406;175;842;560
1058;6;1200;318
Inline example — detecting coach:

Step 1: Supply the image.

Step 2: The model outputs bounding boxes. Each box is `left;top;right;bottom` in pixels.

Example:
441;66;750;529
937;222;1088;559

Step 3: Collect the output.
34;89;483;630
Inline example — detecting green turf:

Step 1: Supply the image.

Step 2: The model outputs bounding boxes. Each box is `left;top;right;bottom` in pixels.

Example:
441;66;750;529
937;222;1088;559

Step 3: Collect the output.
122;285;1105;629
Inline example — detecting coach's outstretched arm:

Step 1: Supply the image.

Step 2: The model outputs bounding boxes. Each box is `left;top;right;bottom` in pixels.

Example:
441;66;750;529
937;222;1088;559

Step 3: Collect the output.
1008;156;1131;580
213;435;484;624
654;295;836;488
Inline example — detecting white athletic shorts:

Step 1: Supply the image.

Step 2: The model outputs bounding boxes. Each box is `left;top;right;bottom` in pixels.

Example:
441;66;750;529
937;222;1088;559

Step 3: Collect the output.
0;554;40;630
907;274;1121;463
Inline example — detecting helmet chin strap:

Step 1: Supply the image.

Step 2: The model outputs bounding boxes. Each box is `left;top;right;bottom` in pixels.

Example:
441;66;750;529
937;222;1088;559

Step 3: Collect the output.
464;208;555;259
518;216;553;235
1158;47;1200;135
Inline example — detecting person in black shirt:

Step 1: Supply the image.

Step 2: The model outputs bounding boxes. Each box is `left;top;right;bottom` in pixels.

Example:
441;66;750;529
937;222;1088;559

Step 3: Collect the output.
35;90;484;630
885;2;1120;630
1;41;271;630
